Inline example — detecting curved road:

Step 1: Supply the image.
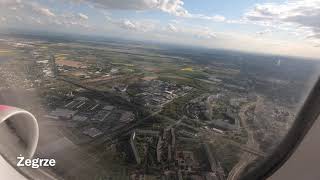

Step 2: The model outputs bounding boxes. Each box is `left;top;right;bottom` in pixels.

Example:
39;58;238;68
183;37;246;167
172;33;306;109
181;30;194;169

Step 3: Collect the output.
227;96;263;180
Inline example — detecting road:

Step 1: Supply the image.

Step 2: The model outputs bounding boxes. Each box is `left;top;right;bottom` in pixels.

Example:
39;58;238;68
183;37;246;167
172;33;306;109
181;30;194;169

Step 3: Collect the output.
227;96;263;180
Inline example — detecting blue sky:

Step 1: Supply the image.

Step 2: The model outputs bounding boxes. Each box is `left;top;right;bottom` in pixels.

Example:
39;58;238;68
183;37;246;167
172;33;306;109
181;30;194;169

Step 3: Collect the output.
183;0;274;18
0;0;319;58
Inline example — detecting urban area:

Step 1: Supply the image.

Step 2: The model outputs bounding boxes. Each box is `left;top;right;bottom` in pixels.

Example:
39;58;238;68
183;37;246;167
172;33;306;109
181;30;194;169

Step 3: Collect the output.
0;33;316;180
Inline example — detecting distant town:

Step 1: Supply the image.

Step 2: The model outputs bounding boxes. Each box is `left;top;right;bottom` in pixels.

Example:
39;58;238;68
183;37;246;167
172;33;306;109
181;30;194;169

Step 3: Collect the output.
0;33;317;180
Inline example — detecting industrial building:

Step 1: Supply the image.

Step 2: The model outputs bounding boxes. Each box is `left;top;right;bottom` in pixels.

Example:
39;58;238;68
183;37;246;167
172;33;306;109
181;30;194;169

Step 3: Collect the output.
49;108;77;119
83;127;103;138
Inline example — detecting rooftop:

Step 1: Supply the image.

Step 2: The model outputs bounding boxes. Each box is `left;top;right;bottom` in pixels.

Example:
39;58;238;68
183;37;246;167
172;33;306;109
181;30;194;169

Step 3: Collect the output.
83;127;103;138
103;105;115;111
49;108;77;119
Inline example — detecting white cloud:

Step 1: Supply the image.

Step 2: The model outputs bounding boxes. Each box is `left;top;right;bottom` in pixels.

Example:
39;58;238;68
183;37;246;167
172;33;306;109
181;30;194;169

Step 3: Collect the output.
78;13;89;20
165;23;217;39
10;7;18;11
0;0;22;7
36;8;56;17
196;28;217;39
210;15;226;22
156;0;190;17
307;38;320;47
105;16;217;40
244;0;320;41
122;19;136;30
0;0;56;20
73;0;190;17
109;18;156;32
30;16;42;24
105;15;111;21
167;23;178;32
194;14;226;22
0;0;94;31
51;13;92;29
256;28;272;36
72;0;226;21
15;15;22;21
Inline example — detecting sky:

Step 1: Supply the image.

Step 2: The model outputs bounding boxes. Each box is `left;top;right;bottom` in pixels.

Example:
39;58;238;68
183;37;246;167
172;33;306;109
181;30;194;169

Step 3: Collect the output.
0;0;320;58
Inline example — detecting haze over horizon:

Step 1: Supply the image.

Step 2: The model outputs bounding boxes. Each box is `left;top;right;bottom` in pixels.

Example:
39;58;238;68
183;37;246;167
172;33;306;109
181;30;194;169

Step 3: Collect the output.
1;0;320;59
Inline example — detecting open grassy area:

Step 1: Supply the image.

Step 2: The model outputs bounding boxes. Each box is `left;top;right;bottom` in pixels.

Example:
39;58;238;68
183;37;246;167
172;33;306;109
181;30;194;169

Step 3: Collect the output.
160;90;204;119
181;67;194;71
0;49;15;56
209;138;241;174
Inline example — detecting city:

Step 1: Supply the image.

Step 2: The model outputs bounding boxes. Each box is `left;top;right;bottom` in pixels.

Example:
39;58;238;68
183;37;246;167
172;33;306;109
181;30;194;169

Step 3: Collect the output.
0;33;315;180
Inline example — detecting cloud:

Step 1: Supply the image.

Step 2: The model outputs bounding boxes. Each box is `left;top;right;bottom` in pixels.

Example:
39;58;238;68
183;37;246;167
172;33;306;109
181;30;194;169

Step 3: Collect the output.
244;0;320;41
309;34;320;39
156;0;190;17
165;23;217;39
0;17;6;22
109;18;156;32
196;28;217;39
0;0;94;31
106;16;217;39
0;0;23;7
256;28;272;36
74;0;190;17
209;15;226;22
78;13;89;20
121;19;136;30
193;14;226;22
72;0;226;21
51;12;92;29
105;15;111;21
36;8;56;17
15;15;22;21
167;23;178;32
30;16;42;24
0;0;56;19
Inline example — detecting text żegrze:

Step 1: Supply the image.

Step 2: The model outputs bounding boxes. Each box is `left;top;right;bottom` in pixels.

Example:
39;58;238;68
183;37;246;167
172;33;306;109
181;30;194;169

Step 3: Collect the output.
17;155;56;169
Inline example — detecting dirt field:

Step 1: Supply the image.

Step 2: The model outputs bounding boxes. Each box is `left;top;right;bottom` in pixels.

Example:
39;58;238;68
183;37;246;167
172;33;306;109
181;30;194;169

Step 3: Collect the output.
56;59;85;68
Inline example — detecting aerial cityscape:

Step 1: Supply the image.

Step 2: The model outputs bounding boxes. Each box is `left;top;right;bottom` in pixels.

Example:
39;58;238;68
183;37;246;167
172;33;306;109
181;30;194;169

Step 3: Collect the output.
0;32;318;180
0;0;320;180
